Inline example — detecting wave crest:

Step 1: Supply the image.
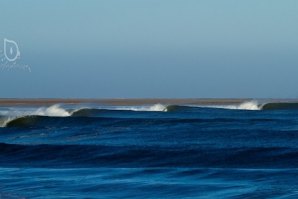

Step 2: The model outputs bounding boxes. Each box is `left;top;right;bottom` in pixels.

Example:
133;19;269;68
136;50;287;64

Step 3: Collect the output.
113;104;167;112
34;104;70;117
187;101;261;111
1;104;168;127
0;104;70;127
261;102;298;110
5;101;298;128
5;116;39;128
223;101;261;111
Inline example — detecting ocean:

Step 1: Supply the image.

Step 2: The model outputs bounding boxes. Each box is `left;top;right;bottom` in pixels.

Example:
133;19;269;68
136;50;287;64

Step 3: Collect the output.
1;100;298;198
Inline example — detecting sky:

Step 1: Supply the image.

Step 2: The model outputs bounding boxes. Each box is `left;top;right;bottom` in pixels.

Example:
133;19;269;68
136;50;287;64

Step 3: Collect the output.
0;0;297;98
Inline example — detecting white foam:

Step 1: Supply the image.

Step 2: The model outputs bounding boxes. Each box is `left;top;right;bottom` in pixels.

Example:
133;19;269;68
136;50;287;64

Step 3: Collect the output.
0;104;70;127
208;101;261;111
114;104;167;112
0;117;13;127
236;101;261;110
34;104;70;117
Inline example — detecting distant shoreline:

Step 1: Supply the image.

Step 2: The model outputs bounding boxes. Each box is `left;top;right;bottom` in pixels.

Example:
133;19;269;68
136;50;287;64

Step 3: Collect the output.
0;98;296;106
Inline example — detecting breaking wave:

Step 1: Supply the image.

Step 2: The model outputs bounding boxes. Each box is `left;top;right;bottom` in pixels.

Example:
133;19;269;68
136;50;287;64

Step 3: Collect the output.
208;101;261;111
167;101;298;111
34;104;71;117
113;104;167;112
194;101;298;111
3;101;298;128
190;101;298;111
0;105;70;127
261;102;298;110
0;104;168;127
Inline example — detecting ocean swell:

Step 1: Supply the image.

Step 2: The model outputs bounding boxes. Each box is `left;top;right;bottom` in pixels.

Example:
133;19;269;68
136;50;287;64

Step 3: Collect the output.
0;104;168;127
3;101;298;128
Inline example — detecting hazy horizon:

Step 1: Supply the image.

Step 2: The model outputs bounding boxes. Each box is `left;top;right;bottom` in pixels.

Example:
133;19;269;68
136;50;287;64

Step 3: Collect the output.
0;0;297;98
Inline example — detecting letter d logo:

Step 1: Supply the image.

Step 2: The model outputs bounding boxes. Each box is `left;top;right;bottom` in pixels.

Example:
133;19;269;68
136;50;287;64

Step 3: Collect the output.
4;38;20;62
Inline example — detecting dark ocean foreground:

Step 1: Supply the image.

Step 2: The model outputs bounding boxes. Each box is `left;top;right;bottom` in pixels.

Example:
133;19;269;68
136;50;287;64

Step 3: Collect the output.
1;101;298;198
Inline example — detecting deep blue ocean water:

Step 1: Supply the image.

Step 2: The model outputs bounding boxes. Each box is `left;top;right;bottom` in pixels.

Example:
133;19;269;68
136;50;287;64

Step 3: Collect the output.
1;102;298;198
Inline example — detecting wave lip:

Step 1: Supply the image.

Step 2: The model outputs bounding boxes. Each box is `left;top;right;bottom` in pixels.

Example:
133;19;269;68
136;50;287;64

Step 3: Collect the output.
172;101;262;111
206;101;261;111
34;104;70;117
191;100;298;111
5;115;40;128
0;104;70;127
112;104;167;112
206;101;298;111
261;102;298;110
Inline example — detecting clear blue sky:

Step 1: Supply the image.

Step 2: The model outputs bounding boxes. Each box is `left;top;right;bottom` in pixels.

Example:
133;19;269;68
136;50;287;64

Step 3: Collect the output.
0;0;297;98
